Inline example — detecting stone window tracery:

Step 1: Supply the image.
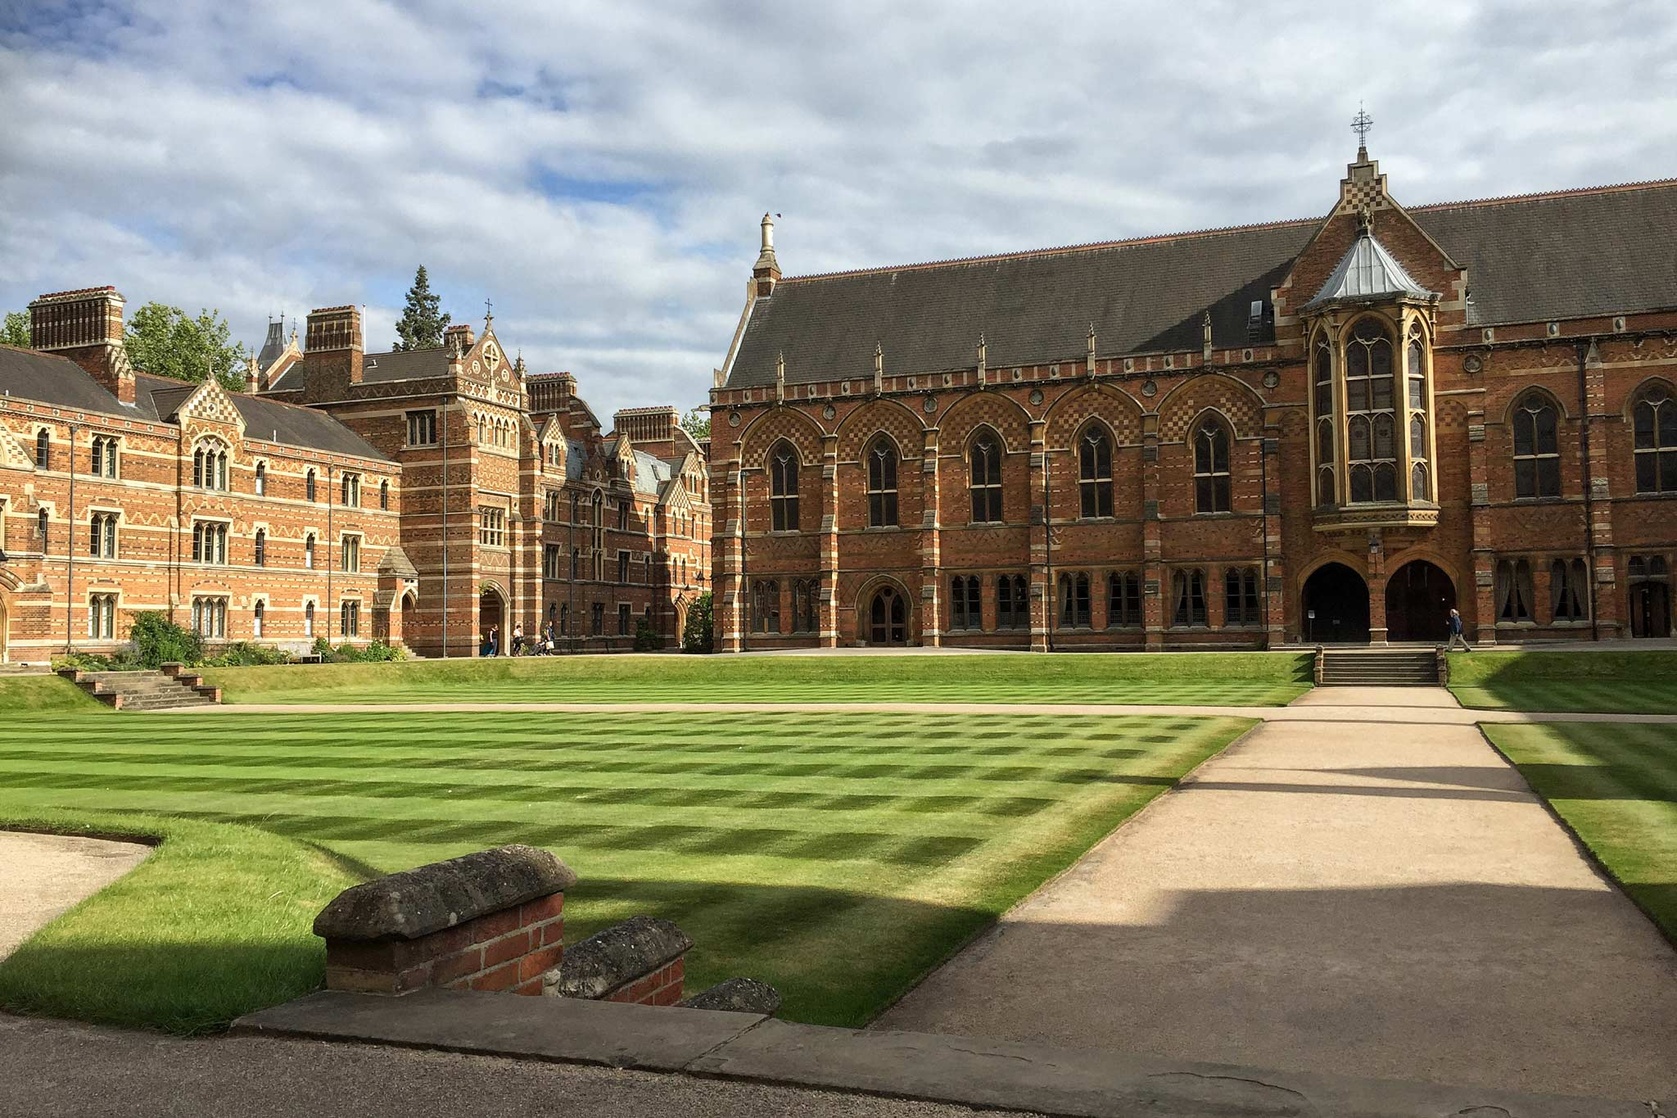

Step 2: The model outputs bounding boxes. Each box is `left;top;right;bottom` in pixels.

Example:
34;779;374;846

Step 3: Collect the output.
1345;317;1397;503
1078;424;1113;518
1513;393;1561;499
1193;419;1231;514
1108;570;1142;627
1312;332;1335;507
866;437;899;527
969;430;1003;523
1633;386;1677;493
769;441;799;531
996;574;1029;629
950;575;982;630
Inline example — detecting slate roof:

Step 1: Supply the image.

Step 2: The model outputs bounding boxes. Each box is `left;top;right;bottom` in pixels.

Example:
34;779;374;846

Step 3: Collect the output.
267;347;451;392
0;348;391;462
629;449;672;497
727;179;1677;388
1305;231;1435;309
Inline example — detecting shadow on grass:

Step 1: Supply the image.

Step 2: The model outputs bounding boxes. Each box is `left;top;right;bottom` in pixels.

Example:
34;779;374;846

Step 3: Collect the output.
1448;649;1677;713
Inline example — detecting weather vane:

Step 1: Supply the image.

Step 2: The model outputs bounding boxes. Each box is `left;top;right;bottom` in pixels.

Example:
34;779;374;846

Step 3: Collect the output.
1351;103;1373;148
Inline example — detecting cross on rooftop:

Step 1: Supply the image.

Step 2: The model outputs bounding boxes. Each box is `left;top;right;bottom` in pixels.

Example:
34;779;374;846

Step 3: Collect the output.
1351;104;1373;148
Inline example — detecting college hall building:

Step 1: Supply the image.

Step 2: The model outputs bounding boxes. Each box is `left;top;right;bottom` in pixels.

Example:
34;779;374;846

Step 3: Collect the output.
0;289;710;663
707;144;1677;651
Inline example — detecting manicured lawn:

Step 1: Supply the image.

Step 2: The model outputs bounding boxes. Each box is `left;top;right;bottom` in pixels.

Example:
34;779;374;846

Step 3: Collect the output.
1449;650;1677;713
0;709;1252;1031
1484;722;1677;945
201;651;1312;707
0;675;106;713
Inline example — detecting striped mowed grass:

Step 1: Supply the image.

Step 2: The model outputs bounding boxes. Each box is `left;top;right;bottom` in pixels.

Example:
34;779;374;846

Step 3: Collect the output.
0;709;1252;1028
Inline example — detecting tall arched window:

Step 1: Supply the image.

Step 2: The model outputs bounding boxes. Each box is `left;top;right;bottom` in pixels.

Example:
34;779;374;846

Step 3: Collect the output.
254;461;266;495
1078;425;1113;518
380;480;389;510
769;441;799;531
1633;386;1677;494
253;600;265;639
305;469;317;502
304;601;316;637
1406;322;1431;501
1313;332;1335;506
1512;393;1561;499
34;429;50;469
866;437;898;527
254;529;267;567
1193;419;1231;514
304;533;316;570
1345;318;1397;502
969;431;1003;523
193;442;229;491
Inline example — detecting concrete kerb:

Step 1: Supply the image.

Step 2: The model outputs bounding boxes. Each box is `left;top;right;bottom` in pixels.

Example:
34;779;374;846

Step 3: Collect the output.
232;989;1651;1118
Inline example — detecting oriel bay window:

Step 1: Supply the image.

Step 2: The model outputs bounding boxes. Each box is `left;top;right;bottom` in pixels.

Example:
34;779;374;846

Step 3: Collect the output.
1346;318;1397;502
769;442;799;531
866;437;898;527
1405;322;1432;501
1311;315;1435;508
1313;333;1336;506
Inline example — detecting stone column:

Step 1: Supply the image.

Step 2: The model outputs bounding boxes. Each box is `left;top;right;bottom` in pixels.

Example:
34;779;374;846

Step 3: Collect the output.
1466;410;1497;645
1580;341;1619;637
1028;418;1049;652
1261;418;1286;648
820;433;840;647
1141;413;1165;649
920;426;942;647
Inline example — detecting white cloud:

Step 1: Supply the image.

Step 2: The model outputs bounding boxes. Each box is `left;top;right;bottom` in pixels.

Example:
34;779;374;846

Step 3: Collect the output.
3;0;1676;419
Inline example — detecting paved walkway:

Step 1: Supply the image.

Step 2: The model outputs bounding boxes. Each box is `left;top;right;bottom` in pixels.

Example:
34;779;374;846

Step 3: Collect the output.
873;692;1677;1101
0;831;150;961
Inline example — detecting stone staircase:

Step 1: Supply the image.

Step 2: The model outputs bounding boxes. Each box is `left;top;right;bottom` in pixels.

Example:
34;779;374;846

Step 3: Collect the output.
57;664;222;710
1315;647;1443;687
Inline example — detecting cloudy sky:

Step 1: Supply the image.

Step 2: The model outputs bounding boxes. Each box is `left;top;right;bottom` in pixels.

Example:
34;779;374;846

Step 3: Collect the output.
3;1;1674;420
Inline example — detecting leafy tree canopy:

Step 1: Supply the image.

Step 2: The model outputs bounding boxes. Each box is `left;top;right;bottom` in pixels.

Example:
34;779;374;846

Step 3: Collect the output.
0;311;28;348
680;409;711;440
393;265;450;351
124;303;250;393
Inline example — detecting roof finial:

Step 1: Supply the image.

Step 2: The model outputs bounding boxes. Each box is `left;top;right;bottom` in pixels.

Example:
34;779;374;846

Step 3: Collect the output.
976;332;987;385
484;297;493;327
1086;323;1097;376
873;341;884;395
775;351;786;402
1351;103;1373;162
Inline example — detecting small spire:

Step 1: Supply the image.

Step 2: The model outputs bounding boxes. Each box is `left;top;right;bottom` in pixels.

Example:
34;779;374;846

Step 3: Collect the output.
1202;311;1214;360
775;351;786;402
873;342;884;395
1086;324;1097;376
977;333;987;384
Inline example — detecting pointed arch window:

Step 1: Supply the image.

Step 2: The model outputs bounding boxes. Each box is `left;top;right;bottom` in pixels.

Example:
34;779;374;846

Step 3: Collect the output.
866;437;898;527
305;469;317;502
34;429;50;469
969;431;1003;523
1513;393;1561;499
194;441;229;491
1078;425;1113;518
769;441;799;531
1496;559;1535;623
1313;332;1335;507
1406;322;1431;501
1551;558;1588;622
1345;317;1398;502
1193;419;1231;513
254;461;266;496
1633;386;1677;494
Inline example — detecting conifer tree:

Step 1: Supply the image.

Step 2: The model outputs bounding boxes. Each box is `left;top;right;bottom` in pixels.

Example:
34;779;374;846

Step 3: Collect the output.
393;265;450;351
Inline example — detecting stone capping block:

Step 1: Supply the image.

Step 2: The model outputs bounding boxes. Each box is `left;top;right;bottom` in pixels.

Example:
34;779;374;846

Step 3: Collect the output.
678;977;781;1016
313;844;576;942
550;915;692;1000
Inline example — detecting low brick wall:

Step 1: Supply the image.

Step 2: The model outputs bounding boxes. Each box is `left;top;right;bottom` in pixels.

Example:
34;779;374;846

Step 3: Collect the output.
313;844;576;998
548;915;692;1006
601;954;685;1007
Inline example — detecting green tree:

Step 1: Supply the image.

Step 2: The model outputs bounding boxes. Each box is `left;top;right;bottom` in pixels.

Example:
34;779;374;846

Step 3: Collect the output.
123;303;250;393
680;409;710;441
681;592;714;654
1;311;28;348
393;265;450;351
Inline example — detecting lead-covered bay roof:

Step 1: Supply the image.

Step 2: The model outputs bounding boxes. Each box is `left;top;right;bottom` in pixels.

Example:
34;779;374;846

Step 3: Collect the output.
726;180;1677;389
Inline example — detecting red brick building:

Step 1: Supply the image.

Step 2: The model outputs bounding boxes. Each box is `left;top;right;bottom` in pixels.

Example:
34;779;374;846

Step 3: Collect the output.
708;148;1677;650
0;287;408;664
0;290;709;663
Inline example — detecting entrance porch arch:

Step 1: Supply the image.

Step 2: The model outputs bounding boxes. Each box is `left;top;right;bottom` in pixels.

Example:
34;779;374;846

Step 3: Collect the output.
1301;561;1370;643
478;584;507;655
1385;560;1457;643
857;579;912;646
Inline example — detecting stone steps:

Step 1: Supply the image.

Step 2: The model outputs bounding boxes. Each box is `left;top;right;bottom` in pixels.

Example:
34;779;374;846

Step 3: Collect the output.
57;665;222;710
1317;649;1441;687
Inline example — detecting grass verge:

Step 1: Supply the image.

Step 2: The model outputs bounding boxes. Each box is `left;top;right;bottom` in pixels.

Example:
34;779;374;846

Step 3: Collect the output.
0;812;359;1033
1483;722;1677;944
201;651;1311;707
0;710;1250;1029
0;675;106;713
1449;650;1677;713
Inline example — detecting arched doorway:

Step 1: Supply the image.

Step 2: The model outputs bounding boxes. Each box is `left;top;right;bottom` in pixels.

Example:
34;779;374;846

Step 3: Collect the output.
1628;556;1671;638
0;595;8;663
1301;562;1370;643
1385;560;1456;642
478;586;506;655
867;585;908;645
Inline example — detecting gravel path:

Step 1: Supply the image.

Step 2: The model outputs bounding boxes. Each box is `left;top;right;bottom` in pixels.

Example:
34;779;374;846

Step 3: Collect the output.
872;702;1677;1101
0;832;151;960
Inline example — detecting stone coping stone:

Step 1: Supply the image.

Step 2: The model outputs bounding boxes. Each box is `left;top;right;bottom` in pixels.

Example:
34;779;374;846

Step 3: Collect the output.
232;991;1647;1117
313;845;576;942
678;977;781;1016
233;989;763;1072
551;915;692;999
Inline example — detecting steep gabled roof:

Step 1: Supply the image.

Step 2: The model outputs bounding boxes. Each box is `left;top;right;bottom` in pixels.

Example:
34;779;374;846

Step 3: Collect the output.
1305;231;1435;309
725;178;1677;388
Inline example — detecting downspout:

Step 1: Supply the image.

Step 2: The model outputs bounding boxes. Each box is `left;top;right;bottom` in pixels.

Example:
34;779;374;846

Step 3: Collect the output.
1260;430;1272;644
441;405;449;658
326;464;334;642
1577;339;1600;641
66;423;78;652
1043;441;1054;652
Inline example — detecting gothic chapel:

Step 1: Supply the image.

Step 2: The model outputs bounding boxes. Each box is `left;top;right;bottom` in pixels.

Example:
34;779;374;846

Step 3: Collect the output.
708;139;1677;650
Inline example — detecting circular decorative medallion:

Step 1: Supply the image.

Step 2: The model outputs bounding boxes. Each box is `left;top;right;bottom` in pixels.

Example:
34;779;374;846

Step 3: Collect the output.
1142;379;1158;397
822;404;836;421
728;411;741;427
1029;388;1044;406
923;395;937;414
1262;370;1280;389
1463;354;1484;374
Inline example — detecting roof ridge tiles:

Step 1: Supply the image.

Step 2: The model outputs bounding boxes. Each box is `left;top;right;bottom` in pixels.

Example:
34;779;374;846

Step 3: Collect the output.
1407;176;1677;212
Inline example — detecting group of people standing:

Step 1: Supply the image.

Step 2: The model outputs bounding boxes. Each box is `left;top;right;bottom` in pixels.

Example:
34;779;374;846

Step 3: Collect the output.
480;620;561;657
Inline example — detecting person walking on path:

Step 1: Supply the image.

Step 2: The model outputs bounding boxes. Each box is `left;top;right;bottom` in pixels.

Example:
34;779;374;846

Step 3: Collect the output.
1446;607;1470;652
486;626;500;657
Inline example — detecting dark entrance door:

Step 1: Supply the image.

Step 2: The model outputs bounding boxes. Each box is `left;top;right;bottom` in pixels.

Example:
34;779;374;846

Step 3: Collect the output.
869;586;907;644
478;588;505;654
1302;562;1370;643
1385;560;1456;642
1630;581;1671;638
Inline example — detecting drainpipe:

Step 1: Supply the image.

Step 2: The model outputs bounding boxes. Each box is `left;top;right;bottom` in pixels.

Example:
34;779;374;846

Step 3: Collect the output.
1260;430;1272;643
1577;339;1600;641
441;405;450;658
1043;442;1054;652
326;464;334;643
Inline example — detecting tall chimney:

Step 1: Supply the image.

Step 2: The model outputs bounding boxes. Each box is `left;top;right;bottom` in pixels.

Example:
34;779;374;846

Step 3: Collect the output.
28;286;135;405
752;213;781;297
302;305;364;400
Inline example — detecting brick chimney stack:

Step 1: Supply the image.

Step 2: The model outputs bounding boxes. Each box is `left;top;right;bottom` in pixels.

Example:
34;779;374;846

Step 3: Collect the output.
302;305;364;400
28;286;136;405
